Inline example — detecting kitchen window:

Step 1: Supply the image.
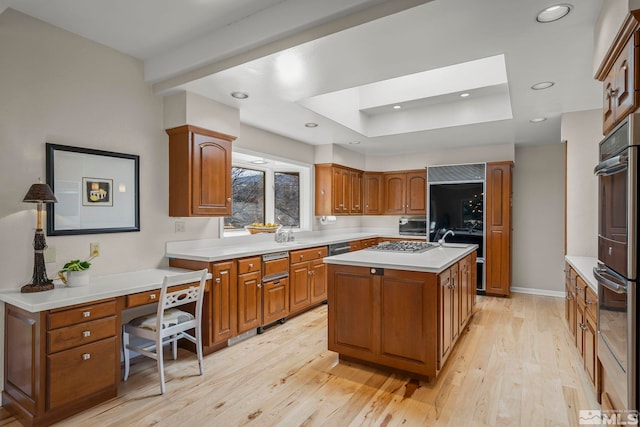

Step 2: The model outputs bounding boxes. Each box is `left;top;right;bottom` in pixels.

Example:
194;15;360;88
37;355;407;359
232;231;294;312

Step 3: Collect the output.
223;152;311;235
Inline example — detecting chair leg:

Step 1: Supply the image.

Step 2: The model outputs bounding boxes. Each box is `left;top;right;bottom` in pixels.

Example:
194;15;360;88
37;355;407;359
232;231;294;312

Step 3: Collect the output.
157;339;166;394
123;330;130;381
196;325;204;375
172;335;178;360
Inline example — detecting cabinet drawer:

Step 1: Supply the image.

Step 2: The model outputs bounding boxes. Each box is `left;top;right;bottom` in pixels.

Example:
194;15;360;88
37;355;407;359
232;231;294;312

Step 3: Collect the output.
290;246;328;264
47;337;117;410
47;316;116;354
238;256;261;274
126;281;205;308
263;258;289;278
576;275;588;302
48;300;117;330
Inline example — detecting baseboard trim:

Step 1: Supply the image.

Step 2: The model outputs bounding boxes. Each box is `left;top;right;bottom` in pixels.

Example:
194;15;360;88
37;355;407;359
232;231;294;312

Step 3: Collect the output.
510;287;565;298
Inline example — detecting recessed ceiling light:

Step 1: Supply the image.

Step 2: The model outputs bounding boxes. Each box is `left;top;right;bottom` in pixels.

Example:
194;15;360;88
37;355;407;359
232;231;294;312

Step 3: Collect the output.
251;159;268;164
393;105;402;110
305;122;318;128
230;91;249;99
349;141;361;145
460;93;470;98
531;81;555;90
530;117;547;123
536;4;572;23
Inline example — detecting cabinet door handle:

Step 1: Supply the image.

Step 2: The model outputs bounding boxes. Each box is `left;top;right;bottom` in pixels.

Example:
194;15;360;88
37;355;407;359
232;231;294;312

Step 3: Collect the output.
308;271;312;276
565;295;572;301
608;88;619;98
82;330;91;338
82;353;91;361
257;284;262;288
82;311;91;318
585;299;594;305
227;197;232;202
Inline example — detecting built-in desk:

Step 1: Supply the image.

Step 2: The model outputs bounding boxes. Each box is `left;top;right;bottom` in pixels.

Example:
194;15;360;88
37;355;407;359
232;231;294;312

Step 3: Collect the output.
0;267;208;427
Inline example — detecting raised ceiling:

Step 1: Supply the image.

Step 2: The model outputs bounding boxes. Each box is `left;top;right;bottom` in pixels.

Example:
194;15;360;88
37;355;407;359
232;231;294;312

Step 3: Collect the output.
3;0;604;156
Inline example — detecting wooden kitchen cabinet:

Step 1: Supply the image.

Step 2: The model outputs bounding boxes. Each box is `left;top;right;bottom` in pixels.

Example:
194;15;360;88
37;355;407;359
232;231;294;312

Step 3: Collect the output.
349;237;378;251
3;300;121;426
237;256;262;334
565;265;577;340
262;276;289;326
598;21;639;134
485;161;512;296
166;124;236;217
363;172;384;214
289;246;328;316
383;170;426;215
314;164;364;216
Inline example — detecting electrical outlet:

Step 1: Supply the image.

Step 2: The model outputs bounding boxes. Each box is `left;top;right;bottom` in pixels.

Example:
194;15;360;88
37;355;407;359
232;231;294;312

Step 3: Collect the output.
175;221;186;233
44;246;56;263
90;242;100;257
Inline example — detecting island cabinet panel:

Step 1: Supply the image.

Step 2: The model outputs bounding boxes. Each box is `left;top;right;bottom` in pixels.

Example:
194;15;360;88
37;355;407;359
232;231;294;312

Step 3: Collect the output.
166;125;236;217
485;161;512;296
327;264;442;377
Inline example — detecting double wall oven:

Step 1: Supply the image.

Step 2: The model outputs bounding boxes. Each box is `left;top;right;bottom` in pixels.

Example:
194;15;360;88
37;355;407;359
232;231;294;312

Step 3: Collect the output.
594;113;639;410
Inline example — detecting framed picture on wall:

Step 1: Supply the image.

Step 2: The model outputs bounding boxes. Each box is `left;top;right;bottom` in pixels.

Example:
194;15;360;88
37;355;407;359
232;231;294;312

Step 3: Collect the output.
46;143;140;235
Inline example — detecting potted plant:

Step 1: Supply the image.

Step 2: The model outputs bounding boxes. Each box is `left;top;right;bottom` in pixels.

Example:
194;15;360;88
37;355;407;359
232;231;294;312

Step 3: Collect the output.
58;259;92;286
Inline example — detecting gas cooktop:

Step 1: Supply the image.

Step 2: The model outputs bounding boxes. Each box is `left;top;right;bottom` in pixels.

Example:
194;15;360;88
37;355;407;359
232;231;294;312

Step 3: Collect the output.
367;241;438;253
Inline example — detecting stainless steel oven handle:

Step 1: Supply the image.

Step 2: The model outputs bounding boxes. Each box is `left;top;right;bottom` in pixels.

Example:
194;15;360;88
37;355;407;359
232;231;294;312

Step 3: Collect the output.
593;267;628;293
594;154;628;176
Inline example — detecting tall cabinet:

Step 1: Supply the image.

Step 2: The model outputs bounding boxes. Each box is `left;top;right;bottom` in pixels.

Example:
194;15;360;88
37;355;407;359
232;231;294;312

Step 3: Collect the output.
485;161;513;296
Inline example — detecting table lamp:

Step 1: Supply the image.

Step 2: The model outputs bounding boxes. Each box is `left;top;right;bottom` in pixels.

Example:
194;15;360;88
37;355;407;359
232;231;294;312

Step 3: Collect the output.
21;180;58;293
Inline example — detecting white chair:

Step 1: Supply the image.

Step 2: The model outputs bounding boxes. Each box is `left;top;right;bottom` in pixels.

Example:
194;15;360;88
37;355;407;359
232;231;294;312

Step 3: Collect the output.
122;269;208;394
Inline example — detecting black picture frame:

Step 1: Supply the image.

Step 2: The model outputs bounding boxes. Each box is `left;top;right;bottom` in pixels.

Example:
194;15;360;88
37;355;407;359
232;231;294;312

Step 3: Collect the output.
46;143;140;236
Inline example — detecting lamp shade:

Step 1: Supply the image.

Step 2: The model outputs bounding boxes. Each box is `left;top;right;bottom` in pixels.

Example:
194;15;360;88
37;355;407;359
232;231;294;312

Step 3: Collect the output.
23;183;58;203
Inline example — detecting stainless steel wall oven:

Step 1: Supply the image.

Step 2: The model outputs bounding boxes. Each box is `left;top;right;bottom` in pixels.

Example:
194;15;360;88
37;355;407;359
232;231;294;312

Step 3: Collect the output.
594;113;639;410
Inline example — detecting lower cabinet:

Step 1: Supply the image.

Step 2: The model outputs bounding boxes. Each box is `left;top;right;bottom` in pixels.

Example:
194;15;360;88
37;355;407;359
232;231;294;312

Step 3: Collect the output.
564;263;599;393
3;299;120;426
237;256;262;334
289;246;328;316
263;276;289;325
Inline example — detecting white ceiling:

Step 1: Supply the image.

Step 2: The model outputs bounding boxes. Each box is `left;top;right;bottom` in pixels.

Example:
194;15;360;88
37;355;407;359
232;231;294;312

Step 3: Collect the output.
3;0;604;156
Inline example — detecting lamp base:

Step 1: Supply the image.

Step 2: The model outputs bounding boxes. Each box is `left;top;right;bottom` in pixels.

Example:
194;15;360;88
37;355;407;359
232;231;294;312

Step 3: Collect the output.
21;282;55;293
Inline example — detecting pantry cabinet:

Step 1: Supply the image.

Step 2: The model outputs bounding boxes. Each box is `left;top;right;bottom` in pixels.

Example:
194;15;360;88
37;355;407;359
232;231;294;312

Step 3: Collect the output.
166;125;236;217
485;161;512;296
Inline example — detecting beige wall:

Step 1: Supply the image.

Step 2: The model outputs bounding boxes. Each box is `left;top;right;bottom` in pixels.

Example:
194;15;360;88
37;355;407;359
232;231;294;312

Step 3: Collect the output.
562;109;600;257
594;0;632;75
511;144;566;294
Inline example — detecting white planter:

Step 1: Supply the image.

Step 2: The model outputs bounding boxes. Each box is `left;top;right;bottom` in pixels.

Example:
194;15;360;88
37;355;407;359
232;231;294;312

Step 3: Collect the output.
67;270;90;286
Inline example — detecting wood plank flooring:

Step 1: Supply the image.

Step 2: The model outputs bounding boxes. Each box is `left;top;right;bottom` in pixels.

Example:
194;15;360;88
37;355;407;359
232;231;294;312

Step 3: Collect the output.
0;293;599;426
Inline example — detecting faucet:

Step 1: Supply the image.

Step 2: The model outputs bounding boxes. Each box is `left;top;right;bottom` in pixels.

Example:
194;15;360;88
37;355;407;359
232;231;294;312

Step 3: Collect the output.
438;229;455;245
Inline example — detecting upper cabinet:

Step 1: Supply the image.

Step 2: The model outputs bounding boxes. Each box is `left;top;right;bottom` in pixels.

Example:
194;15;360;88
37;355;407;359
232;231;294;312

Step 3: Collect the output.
383;170;426;215
315;164;363;216
363;172;384;215
166;125;236;217
597;16;640;135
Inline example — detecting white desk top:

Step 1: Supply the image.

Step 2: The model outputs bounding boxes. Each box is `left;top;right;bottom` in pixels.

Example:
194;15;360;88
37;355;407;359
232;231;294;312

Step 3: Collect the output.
0;268;208;313
323;244;478;274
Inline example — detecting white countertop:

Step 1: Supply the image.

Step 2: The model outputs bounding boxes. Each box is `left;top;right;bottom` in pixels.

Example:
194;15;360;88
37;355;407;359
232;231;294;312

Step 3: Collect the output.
166;229;426;262
0;267;207;313
565;255;598;292
323;243;478;273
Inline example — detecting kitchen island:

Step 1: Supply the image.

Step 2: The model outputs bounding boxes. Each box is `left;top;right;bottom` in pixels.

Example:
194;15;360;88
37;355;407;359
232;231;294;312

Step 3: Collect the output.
324;242;477;379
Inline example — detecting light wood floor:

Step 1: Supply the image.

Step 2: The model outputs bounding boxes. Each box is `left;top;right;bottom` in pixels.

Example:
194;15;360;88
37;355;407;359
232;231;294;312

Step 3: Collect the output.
0;293;599;426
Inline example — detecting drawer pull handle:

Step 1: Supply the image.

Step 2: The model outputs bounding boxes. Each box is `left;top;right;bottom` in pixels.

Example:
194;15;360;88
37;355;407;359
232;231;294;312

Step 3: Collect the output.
82;311;91;318
249;263;254;268
82;353;91;361
82;331;91;338
215;278;221;283
300;255;304;259
149;294;157;300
